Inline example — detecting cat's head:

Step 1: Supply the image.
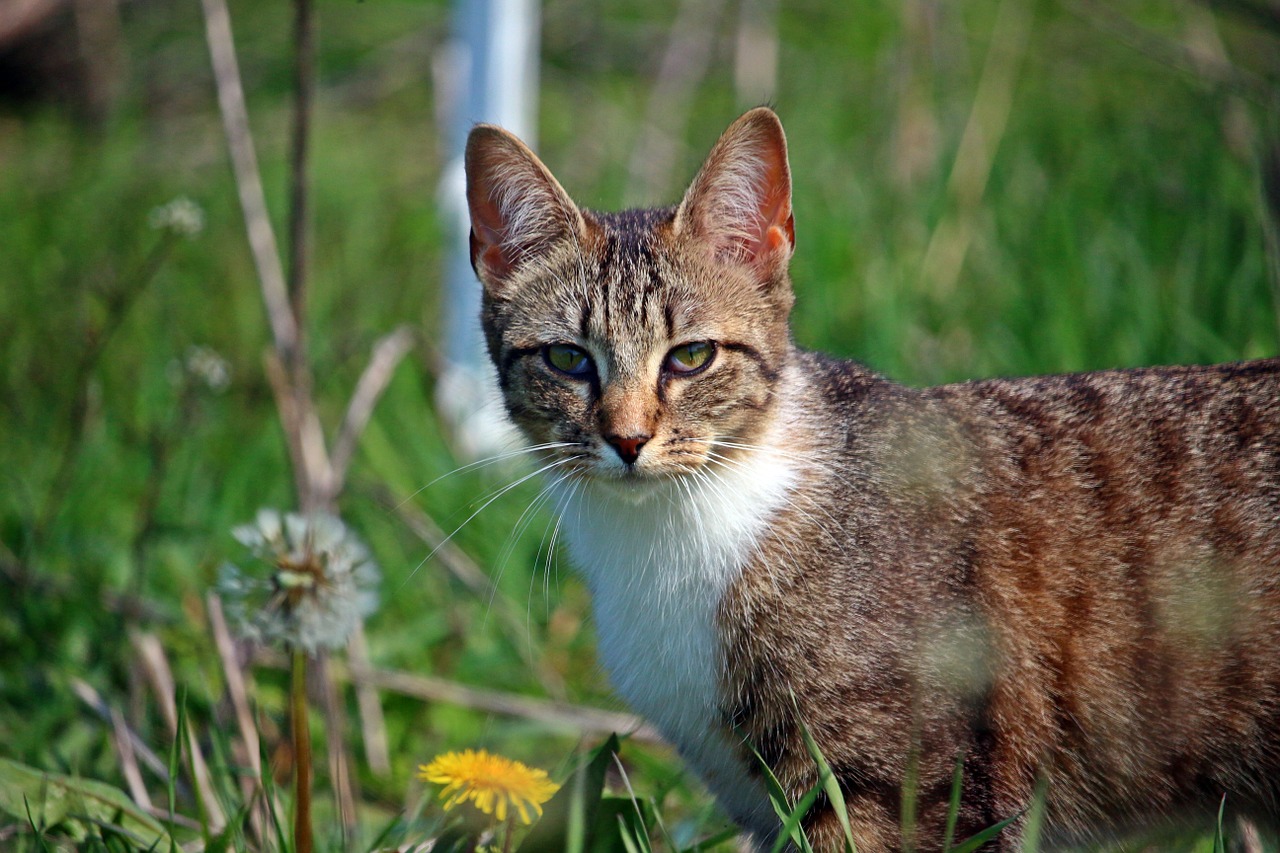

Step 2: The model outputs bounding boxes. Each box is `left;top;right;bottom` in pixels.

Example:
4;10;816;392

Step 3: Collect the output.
464;108;797;490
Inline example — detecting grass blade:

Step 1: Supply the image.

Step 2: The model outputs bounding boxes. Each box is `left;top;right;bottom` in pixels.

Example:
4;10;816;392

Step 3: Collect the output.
948;812;1023;853
796;711;857;853
1212;794;1227;853
748;743;814;853
941;754;964;852
769;784;820;853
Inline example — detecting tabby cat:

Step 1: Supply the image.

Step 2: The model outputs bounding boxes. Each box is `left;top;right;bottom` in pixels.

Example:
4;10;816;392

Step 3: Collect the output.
463;107;1280;851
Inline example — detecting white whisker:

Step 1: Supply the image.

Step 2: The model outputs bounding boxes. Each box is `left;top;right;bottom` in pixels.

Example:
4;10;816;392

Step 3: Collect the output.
393;441;580;511
400;455;580;589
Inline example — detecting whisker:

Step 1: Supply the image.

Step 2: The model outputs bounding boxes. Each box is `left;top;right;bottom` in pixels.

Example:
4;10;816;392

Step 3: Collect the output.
399;455;581;589
392;441;581;511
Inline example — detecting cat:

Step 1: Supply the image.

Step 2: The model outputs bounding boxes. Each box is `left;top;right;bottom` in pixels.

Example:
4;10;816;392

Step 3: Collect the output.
463;107;1280;851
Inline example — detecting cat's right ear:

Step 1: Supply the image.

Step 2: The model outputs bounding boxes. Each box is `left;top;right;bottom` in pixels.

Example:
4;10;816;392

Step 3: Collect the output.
465;126;585;295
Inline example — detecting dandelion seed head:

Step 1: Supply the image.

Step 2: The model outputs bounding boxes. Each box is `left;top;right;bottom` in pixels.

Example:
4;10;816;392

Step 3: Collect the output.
168;345;231;392
185;345;231;392
148;196;206;237
219;508;379;654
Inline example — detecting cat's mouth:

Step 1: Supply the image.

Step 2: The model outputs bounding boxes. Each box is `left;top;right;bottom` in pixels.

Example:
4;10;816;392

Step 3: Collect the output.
583;438;716;486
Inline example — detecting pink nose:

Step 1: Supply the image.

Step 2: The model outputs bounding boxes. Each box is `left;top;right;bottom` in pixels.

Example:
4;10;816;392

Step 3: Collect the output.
606;434;649;465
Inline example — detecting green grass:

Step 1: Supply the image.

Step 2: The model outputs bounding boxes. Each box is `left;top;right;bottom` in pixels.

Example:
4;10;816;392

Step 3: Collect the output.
1;0;1277;848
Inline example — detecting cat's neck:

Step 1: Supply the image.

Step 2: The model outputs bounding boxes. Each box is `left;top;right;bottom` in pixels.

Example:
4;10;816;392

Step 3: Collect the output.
547;385;804;829
547;356;808;683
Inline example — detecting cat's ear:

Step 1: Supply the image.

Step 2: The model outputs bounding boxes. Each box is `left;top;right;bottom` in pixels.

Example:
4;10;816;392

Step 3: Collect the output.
674;107;795;280
465;125;585;294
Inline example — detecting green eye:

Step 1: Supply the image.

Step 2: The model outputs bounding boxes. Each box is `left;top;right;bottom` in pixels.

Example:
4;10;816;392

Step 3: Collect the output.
666;341;715;375
544;344;593;378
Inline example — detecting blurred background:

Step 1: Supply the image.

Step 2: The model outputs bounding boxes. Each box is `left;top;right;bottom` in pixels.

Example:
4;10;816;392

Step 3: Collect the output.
1;0;1278;848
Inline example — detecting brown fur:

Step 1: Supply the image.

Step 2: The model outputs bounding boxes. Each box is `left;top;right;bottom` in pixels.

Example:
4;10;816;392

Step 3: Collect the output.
464;108;1280;850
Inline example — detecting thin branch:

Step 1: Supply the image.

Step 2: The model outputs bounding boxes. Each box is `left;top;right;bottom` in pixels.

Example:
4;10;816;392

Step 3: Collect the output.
920;0;1033;297
288;0;315;338
70;677;170;783
331;326;415;487
207;593;271;845
110;707;152;810
130;631;227;831
347;624;391;776
263;348;313;506
313;654;357;839
253;648;662;743
626;0;730;203
199;0;298;363
207;594;261;779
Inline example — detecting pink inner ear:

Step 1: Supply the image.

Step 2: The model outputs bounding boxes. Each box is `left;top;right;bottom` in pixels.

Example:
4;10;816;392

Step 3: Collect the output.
468;196;515;279
465;185;519;279
747;190;795;263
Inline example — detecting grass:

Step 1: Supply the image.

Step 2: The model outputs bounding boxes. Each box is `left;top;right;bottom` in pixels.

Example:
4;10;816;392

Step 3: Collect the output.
1;0;1277;848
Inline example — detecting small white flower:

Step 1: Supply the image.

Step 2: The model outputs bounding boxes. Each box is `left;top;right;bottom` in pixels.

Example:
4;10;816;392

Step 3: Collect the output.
219;508;380;654
148;196;205;237
185;345;231;392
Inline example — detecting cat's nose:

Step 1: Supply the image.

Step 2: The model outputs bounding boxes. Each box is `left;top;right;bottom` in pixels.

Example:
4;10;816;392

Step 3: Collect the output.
605;434;649;466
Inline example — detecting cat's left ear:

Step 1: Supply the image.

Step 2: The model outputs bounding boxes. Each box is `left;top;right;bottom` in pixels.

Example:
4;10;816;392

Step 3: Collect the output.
674;107;795;282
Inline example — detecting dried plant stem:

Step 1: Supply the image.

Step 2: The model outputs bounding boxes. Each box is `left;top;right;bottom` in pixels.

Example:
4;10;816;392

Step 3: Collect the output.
920;0;1032;298
207;593;272;844
331;326;416;488
288;0;315;336
291;649;314;853
254;647;662;743
200;0;413;819
199;0;297;363
314;653;357;838
131;631;227;831
263;348;334;511
347;623;391;776
625;0;729;203
70;678;165;801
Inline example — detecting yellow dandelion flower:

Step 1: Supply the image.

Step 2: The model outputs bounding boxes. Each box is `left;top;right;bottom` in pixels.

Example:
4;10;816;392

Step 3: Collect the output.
420;749;560;825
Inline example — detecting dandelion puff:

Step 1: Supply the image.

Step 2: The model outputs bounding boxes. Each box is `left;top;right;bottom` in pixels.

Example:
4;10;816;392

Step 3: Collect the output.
184;345;231;392
148;196;206;237
168;344;231;392
218;508;379;654
419;749;560;825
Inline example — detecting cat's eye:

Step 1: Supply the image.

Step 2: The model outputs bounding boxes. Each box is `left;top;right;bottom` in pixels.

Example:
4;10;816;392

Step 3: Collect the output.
666;341;715;375
544;343;593;378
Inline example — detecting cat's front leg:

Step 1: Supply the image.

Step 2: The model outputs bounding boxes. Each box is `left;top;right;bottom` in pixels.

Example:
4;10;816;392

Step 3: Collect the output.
795;795;899;853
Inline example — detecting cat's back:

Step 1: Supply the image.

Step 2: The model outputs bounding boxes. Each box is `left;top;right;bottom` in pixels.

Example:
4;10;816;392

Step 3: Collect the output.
933;357;1280;570
734;353;1280;846
942;357;1280;840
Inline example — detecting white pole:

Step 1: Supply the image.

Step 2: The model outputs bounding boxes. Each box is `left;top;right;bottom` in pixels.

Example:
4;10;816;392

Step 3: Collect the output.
437;0;540;457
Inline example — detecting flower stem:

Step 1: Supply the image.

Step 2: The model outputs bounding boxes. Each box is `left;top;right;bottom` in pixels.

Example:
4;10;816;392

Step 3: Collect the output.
502;814;515;853
291;648;314;853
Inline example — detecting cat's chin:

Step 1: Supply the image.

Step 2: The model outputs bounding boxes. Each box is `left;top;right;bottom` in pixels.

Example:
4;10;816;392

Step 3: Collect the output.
583;466;685;504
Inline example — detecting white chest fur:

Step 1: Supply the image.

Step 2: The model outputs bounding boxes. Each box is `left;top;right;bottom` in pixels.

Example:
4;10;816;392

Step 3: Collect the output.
552;443;795;829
